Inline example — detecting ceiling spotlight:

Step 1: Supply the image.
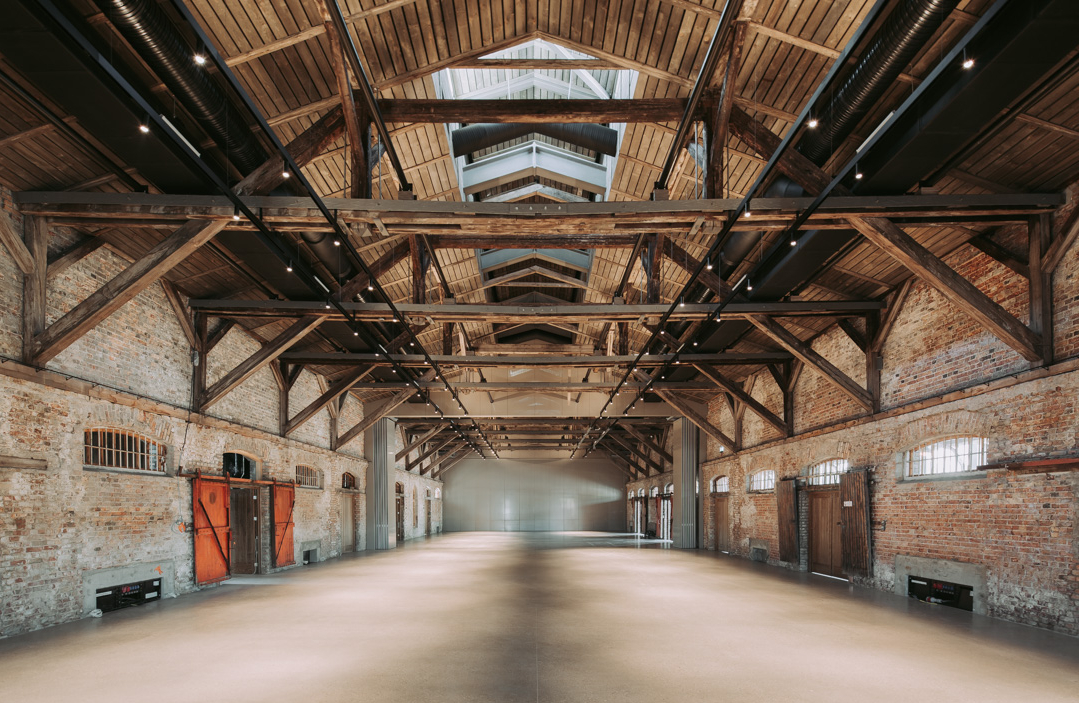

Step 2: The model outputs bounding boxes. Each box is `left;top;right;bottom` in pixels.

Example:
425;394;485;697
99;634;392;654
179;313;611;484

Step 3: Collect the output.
232;207;240;221
353;331;359;336
193;53;207;66
286;262;293;273
324;302;331;309
807;118;819;129
138;124;150;134
282;169;290;179
693;341;698;346
410;341;415;346
367;284;374;291
854;170;864;180
333;239;340;246
744;209;751;218
705;257;713;271
790;236;797;247
747;280;753;292
679;297;685;308
962;56;974;70
391;317;398;323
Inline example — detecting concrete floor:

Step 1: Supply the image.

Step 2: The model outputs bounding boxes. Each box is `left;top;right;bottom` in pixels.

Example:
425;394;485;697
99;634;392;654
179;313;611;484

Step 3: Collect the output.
1;533;1077;703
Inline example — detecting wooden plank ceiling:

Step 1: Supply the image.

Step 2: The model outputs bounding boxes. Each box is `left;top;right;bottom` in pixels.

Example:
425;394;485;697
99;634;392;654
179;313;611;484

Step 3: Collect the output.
1;0;1077;461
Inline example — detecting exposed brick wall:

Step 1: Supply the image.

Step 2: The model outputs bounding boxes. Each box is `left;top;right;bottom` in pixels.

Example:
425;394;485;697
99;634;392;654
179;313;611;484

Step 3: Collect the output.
793;326;867;431
205;326;279;434
0;187;450;637
631;184;1079;636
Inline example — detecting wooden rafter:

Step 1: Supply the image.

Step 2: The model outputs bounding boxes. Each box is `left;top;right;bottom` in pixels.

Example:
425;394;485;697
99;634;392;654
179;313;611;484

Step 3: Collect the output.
285;364;374;435
395;423;448;462
199;316;325;412
633;369;736;451
337;369;436;449
692;363;786;434
745;315;873;411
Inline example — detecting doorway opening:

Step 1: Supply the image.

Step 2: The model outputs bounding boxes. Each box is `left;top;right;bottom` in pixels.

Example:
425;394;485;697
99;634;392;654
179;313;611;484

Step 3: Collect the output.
395;482;405;543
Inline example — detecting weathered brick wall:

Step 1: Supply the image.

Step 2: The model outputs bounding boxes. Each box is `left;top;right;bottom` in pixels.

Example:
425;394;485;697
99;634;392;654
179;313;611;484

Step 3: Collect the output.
0;371;374;636
0;188;448;637
632;185;1079;635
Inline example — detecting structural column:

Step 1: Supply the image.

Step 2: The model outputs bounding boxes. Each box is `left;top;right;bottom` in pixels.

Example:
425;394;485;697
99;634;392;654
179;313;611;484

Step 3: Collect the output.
671;418;701;549
365;417;396;550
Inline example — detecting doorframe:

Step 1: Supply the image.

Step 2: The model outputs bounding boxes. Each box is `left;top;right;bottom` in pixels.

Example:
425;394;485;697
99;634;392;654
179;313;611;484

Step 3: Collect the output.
806;486;843;578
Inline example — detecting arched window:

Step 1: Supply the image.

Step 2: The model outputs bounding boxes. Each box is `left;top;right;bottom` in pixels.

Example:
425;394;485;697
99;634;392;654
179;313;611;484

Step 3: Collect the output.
395;482;404;495
807;459;849;486
748;469;776;492
223;452;257;480
712;476;730;493
637;488;645;497
906;436;987;477
663;482;674;495
649;486;659;497
413;489;418;526
341;472;356;489
426;488;432;499
84;428;167;473
435;488;442;498
296;465;322;489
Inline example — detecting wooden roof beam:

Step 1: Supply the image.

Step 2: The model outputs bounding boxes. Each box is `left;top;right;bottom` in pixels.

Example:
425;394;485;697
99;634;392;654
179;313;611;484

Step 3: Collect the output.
745;315;873;411
199;316;325;412
337;369;436;449
285;364;374;435
693;363;785;435
633;369;736;451
396;423;449;462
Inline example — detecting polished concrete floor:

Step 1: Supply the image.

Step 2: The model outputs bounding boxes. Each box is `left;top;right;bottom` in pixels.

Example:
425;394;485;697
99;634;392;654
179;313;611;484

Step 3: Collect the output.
1;532;1077;703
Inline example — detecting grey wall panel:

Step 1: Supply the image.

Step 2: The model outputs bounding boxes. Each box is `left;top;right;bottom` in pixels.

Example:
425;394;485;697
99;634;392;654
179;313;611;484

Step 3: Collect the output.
443;458;626;532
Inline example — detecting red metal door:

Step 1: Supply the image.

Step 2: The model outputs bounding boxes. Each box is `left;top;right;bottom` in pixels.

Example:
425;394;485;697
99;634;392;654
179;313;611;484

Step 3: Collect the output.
193;477;231;585
271;483;296;567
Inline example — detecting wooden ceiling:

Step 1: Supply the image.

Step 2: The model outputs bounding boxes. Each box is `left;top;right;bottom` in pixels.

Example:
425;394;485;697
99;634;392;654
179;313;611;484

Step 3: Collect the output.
1;0;1078;467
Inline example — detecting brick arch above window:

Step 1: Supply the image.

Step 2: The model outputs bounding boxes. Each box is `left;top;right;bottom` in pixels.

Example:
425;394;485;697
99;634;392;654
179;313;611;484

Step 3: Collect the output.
83;428;168;474
805;458;850;486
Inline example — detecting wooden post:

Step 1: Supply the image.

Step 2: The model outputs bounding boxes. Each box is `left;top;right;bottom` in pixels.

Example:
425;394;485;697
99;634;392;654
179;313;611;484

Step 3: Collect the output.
21;217;48;364
1029;214;1053;365
191;312;208;414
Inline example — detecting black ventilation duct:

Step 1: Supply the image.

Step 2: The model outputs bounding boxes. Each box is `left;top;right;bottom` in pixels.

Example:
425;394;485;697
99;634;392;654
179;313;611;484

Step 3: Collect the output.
797;0;960;165
451;123;618;158
92;0;268;175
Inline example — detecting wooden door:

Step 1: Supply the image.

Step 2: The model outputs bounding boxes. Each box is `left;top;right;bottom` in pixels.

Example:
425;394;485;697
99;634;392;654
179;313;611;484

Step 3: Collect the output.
230;487;259;574
425;498;432;536
809;491;843;577
193;477;230;585
776;478;798;563
841;470;872;576
395;494;405;542
340;495;355;553
271;483;295;567
713;495;730;551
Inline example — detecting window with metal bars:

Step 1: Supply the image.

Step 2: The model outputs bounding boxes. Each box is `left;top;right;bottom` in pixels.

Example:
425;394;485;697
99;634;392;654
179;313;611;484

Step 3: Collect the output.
748;470;776;492
83;428;166;473
905;436;987;477
341;472;356;489
807;458;850;486
712;476;730;493
295;465;322;488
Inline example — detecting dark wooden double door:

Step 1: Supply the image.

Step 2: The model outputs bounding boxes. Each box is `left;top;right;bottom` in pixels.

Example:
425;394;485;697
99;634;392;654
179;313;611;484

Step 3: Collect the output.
776;472;872;579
